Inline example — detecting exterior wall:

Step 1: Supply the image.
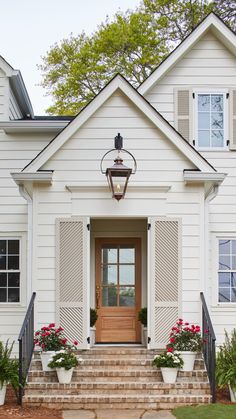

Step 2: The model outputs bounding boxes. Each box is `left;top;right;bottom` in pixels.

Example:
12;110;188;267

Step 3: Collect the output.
144;29;236;344
33;89;204;334
9;88;23;120
0;131;52;349
0;70;9;121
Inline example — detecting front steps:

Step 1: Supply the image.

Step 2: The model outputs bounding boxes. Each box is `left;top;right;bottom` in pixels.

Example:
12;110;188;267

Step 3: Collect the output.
23;347;212;409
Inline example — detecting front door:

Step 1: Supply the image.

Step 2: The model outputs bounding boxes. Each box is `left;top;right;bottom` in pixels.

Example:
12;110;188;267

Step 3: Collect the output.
95;238;141;343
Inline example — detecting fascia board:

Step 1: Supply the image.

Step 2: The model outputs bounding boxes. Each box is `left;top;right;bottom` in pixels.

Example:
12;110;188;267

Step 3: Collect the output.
0;121;69;133
138;14;236;95
23;75;215;174
183;171;227;184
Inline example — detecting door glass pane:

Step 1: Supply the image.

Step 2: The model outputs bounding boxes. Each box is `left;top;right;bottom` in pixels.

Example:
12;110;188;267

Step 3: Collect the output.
102;265;117;285
120;265;135;285
102;287;117;306
102;247;117;264
120;248;135;263
119;287;135;306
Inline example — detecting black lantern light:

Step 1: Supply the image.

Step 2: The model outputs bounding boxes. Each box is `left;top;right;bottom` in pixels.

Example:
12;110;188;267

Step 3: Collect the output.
100;133;137;201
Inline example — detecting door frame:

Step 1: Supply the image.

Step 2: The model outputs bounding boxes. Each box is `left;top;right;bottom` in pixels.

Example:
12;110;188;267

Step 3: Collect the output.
95;237;142;343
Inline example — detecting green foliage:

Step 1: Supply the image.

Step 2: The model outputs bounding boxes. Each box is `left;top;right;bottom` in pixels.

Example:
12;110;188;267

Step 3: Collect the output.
152;351;183;368
47;350;80;370
173;404;236;419
166;319;203;352
40;0;236;115
90;308;98;328
216;329;236;391
138;307;147;327
0;340;19;392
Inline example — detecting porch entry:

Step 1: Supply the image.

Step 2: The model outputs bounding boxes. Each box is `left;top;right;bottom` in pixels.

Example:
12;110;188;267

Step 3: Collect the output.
95;238;141;343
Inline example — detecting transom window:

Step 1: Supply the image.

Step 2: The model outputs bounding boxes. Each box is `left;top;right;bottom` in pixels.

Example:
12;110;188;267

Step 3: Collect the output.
196;93;227;149
218;239;236;303
0;239;20;303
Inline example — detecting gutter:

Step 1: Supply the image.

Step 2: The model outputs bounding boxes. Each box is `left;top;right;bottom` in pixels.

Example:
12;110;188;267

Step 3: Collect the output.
0;120;69;133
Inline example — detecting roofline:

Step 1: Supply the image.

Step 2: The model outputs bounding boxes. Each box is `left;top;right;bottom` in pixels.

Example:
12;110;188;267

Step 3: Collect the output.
0;120;70;133
138;12;236;95
22;73;216;174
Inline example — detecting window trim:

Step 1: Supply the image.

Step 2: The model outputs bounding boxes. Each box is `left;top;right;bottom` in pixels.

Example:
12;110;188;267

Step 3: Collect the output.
215;235;236;306
0;233;26;308
193;88;229;151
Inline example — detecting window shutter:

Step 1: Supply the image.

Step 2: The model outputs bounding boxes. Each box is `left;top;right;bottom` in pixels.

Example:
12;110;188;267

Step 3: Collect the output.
229;89;236;150
174;88;192;142
56;217;90;349
148;218;181;348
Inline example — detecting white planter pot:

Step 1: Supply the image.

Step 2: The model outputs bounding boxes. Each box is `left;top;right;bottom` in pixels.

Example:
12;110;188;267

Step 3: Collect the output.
161;367;178;384
56;367;74;384
142;327;147;346
40;351;55;372
90;327;96;347
229;385;236;402
177;351;197;371
0;384;7;406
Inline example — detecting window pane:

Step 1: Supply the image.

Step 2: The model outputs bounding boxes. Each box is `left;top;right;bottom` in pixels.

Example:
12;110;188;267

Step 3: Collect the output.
8;272;20;287
102;265;117;286
120;248;135;264
8;256;19;270
8;288;19;303
0;288;6;302
232;288;236;302
0;241;6;255
211;95;223;112
0;256;6;270
219;240;230;254
102;247;117;264
0;273;7;287
232;256;236;270
211;113;223;130
198;113;210;129
198;94;210;111
231;273;236;288
8;240;19;255
120;265;135;285
219;288;230;302
102;287;117;306
219;255;231;270
219;272;230;287
119;287;135;307
198;131;210;147
211;131;224;147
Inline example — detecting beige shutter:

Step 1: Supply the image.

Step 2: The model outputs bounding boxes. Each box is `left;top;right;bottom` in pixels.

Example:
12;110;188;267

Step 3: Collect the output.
148;217;181;349
174;88;192;142
56;217;90;349
229;89;236;150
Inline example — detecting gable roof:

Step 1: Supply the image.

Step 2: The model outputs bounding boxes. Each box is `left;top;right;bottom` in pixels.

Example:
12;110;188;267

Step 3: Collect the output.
138;13;236;95
22;74;216;174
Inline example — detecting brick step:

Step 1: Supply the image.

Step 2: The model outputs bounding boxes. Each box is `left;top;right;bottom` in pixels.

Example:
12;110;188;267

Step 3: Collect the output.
27;369;209;383
24;381;211;396
33;350;162;361
23;393;212;410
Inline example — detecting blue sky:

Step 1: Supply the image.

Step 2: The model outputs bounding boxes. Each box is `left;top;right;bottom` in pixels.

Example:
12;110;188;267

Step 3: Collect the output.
0;0;141;114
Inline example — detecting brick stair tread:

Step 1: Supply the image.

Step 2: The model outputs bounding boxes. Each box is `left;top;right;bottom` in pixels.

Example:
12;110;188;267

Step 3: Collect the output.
26;381;210;389
24;394;212;402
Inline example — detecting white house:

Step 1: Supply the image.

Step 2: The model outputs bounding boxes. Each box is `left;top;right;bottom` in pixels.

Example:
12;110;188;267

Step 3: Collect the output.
0;13;236;352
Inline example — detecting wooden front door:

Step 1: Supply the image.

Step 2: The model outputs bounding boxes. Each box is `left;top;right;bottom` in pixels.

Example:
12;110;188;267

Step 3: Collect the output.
95;238;141;343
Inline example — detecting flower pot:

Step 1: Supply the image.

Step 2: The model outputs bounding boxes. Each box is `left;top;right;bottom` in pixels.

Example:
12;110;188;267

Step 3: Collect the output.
229;385;236;402
142;326;147;346
56;367;74;384
177;351;197;371
161;367;178;383
90;327;96;347
0;384;7;406
40;351;55;372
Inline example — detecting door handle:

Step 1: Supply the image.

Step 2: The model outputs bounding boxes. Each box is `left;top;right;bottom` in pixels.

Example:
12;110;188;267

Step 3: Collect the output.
96;286;100;309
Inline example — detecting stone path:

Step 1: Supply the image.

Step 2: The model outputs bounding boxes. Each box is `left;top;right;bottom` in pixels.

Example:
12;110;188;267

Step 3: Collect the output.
63;410;175;419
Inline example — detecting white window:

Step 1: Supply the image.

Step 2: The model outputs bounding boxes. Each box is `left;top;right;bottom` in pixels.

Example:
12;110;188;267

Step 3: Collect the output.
218;239;236;303
0;239;20;303
195;91;228;149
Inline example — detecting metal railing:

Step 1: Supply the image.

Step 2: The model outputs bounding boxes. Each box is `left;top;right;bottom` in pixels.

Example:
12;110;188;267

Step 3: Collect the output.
200;292;216;403
18;292;36;405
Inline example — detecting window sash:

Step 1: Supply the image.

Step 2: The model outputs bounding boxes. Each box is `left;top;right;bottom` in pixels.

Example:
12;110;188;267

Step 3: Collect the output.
0;239;20;303
218;239;236;303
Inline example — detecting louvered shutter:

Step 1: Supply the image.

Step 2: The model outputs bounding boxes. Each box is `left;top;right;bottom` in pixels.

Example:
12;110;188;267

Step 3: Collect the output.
229;89;236;150
56;217;90;349
148;218;181;349
174;88;192;142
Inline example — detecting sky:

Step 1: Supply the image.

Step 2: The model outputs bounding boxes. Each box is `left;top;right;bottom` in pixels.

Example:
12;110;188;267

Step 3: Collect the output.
0;0;141;115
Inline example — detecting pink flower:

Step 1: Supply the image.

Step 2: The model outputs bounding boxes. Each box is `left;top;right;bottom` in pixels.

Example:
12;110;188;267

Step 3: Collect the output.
167;347;173;353
45;331;50;336
73;340;78;346
35;331;39;336
49;323;55;328
205;329;209;334
170;337;175;343
185;322;189;326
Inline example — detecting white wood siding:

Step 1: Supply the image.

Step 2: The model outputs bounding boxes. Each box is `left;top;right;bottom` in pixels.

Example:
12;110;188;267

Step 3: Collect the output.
0;70;9;121
9;88;23;120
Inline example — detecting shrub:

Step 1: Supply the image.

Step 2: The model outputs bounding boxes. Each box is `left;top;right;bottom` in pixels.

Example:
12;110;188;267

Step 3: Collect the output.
138;308;147;327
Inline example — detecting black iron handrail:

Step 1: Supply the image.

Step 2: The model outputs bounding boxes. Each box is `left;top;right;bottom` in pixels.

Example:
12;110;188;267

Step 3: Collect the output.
18;292;36;405
200;292;216;403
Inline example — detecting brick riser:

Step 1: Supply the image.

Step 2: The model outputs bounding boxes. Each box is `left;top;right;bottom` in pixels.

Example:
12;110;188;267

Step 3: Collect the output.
23;348;212;409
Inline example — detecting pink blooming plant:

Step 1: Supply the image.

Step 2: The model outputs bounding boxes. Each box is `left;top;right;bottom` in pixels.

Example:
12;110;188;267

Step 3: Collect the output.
166;319;204;352
34;323;79;352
